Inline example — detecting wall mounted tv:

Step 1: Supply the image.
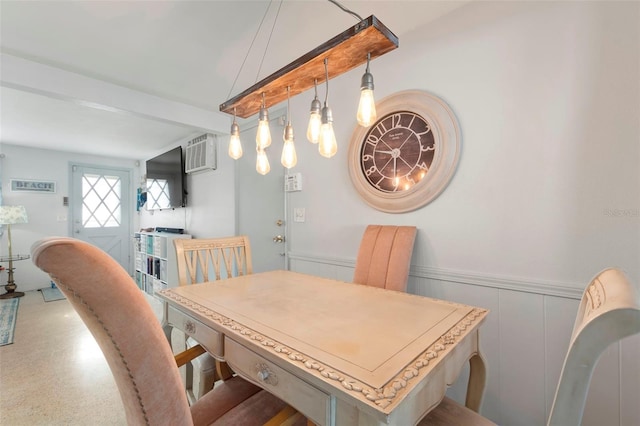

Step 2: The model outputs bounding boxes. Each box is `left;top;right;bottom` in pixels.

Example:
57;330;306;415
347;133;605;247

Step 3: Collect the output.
145;146;186;210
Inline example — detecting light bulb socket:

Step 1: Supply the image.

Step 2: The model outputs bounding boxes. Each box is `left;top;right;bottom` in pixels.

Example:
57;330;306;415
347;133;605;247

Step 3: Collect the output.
309;97;321;114
230;121;240;136
283;124;294;141
361;71;374;91
259;105;269;122
321;105;333;124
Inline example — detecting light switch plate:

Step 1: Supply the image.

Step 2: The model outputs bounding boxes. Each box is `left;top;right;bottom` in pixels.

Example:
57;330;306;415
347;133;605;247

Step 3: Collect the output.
294;208;305;223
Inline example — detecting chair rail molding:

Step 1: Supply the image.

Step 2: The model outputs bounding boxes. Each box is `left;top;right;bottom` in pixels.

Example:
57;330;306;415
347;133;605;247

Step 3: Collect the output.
287;252;584;300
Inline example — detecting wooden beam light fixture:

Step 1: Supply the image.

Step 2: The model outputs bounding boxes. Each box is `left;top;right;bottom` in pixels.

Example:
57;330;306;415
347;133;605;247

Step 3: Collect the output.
220;2;398;174
220;15;398;118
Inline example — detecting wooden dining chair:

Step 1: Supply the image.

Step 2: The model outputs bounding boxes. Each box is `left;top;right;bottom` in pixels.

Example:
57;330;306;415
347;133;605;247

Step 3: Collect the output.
173;236;253;403
31;237;303;426
353;225;417;292
418;267;640;425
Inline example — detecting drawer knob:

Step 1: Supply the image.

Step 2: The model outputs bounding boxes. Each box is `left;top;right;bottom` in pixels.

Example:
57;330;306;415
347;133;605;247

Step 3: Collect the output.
254;363;278;385
185;320;196;335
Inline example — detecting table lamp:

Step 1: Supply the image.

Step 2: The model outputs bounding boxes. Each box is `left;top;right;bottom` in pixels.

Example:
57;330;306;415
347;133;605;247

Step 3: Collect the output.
0;205;29;299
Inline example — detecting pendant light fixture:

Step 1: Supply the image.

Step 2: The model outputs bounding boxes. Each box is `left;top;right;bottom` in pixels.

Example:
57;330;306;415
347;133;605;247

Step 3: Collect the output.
281;86;297;168
220;1;398;174
306;79;322;144
318;58;337;158
357;52;377;127
228;108;243;160
256;93;272;149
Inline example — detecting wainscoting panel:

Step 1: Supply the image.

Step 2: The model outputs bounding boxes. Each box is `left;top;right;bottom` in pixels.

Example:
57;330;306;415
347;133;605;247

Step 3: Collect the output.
498;289;546;426
288;253;639;425
542;296;577;418
621;334;640;425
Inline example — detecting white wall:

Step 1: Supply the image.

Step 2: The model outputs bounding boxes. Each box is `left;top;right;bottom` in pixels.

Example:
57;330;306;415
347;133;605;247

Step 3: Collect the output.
0;143;140;291
285;0;639;288
137;135;237;238
283;2;639;425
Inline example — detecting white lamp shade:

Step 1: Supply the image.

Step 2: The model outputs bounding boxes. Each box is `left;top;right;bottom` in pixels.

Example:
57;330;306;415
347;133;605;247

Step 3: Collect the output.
0;206;29;225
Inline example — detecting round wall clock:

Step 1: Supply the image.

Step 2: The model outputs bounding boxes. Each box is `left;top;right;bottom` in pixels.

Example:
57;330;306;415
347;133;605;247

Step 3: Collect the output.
347;90;461;213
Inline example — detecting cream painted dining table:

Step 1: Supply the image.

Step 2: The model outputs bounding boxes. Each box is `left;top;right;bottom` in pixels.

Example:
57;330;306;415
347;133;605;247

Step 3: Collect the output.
158;270;489;426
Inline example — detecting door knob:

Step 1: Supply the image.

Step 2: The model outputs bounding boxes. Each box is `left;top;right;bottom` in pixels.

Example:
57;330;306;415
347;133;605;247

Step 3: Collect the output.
273;235;285;243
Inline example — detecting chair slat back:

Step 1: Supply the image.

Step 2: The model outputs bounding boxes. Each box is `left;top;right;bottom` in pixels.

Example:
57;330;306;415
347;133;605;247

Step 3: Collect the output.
174;236;253;285
548;268;640;426
353;225;417;292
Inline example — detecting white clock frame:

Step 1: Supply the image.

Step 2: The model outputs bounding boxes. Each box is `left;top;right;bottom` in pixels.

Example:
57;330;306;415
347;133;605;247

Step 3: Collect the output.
347;90;461;213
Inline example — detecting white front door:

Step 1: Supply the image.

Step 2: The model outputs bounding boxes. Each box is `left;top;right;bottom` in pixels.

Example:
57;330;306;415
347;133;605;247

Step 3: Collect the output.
236;119;287;272
70;164;132;273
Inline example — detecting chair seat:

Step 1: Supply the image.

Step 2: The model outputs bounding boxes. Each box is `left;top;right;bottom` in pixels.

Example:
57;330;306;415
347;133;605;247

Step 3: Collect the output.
190;375;305;425
418;397;496;426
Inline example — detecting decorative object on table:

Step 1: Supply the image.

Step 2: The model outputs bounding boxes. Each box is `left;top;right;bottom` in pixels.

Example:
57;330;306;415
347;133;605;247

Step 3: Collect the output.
220;0;398;174
0;205;29;299
347;90;461;213
40;287;65;302
0;298;19;346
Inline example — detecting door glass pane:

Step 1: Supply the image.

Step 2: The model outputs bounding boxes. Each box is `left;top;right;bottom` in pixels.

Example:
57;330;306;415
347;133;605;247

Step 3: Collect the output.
82;173;122;228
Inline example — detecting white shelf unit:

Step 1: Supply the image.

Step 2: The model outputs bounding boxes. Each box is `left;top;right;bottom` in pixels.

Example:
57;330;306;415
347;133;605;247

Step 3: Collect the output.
133;231;191;297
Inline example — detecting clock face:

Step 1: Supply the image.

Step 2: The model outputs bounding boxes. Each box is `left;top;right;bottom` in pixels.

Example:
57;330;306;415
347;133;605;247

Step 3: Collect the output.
348;90;461;213
360;111;435;193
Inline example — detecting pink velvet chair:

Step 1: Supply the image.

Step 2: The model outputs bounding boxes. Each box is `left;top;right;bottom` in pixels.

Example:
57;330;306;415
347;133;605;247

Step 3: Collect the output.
353;225;417;292
31;237;301;426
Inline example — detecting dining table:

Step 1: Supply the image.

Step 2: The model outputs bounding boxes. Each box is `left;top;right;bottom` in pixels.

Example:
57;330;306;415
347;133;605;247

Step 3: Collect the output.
158;270;489;426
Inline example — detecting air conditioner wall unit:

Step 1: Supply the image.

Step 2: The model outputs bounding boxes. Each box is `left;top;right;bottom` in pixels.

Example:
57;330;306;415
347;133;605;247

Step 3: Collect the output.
185;133;217;173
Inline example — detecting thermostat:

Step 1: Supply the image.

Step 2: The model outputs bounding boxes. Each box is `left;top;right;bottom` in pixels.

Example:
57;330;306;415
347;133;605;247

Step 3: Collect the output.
284;173;302;192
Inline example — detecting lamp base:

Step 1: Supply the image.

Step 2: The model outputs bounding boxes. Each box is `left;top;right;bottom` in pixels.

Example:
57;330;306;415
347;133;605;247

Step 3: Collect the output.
0;290;25;299
0;283;25;299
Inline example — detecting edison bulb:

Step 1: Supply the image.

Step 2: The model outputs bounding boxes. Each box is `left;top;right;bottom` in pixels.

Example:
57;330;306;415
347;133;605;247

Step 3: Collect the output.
318;122;337;158
357;88;377;127
256;148;270;175
306;111;321;144
228;124;243;160
281;124;297;168
256;119;271;149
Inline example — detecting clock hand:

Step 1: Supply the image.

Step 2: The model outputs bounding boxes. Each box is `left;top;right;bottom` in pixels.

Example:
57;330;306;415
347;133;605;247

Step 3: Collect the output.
397;133;414;150
376;150;394;155
393;156;398;185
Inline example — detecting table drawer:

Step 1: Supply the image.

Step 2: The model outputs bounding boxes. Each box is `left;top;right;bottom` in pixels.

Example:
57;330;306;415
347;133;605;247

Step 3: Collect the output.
167;306;223;357
225;337;331;426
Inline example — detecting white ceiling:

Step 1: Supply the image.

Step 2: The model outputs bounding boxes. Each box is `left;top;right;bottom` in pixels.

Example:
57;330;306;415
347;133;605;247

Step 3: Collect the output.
0;0;466;160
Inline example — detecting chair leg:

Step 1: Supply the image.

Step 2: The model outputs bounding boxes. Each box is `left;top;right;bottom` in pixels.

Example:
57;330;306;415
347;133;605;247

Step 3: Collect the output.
263;405;301;426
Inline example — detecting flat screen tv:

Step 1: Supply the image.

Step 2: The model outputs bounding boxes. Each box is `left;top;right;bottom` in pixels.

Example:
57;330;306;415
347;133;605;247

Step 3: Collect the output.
145;146;186;210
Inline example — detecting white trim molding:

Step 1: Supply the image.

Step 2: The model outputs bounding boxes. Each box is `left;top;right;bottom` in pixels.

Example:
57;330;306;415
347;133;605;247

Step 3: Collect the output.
288;252;583;300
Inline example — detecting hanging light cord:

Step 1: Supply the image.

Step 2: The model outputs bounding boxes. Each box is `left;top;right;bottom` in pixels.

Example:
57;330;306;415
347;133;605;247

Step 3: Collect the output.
226;1;274;100
328;0;363;22
227;0;360;100
256;0;284;83
287;87;291;124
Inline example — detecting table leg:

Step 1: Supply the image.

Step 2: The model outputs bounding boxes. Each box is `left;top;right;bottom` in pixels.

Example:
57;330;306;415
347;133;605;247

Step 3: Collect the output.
465;352;486;412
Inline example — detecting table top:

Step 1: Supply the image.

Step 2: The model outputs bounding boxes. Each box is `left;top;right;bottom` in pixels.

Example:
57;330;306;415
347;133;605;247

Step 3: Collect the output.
159;270;488;412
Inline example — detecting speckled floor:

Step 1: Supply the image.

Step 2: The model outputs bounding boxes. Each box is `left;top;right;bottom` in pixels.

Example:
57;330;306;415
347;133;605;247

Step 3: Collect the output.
0;289;164;425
